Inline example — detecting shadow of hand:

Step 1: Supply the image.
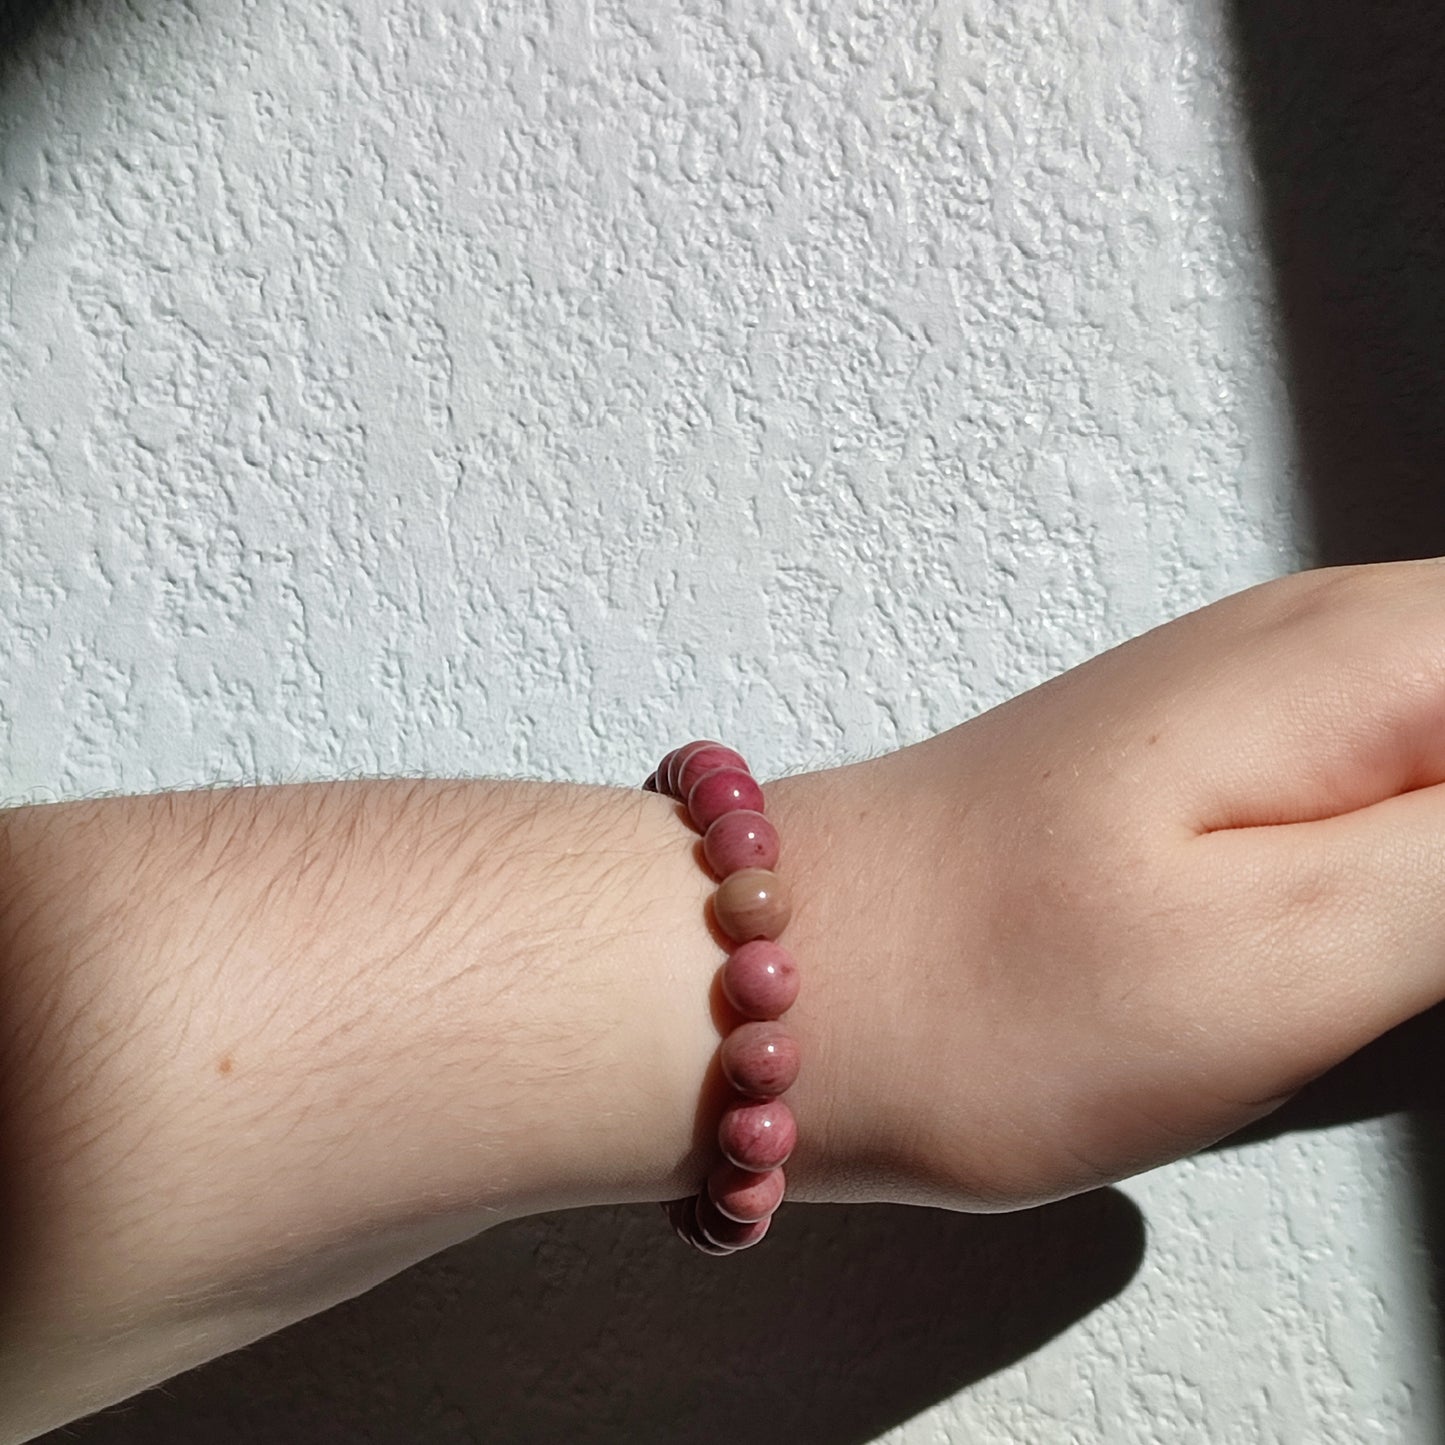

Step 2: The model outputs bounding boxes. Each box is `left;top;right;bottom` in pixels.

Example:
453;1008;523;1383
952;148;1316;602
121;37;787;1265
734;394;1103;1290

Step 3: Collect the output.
55;1190;1144;1444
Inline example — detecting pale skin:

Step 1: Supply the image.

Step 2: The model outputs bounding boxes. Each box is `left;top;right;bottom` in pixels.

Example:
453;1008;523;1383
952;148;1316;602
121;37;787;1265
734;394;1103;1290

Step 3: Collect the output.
1;557;1443;1439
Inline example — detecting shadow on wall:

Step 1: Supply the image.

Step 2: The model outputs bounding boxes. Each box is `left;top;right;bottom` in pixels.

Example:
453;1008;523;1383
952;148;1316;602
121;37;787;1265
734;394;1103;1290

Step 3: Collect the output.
0;0;66;53
49;1192;1145;1445
1226;0;1445;565
1225;0;1445;1400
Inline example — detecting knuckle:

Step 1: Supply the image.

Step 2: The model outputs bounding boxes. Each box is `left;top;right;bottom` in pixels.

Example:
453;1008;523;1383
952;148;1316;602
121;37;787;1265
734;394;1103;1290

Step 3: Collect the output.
1264;561;1445;690
1269;562;1378;631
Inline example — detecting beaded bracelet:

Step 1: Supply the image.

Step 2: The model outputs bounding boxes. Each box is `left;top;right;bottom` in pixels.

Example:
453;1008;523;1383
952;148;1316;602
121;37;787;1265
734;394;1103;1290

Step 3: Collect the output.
643;740;800;1255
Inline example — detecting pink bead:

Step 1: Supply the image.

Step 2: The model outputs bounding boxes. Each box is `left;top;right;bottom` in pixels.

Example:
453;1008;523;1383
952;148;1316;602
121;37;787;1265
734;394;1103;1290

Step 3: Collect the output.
666;740;722;798
669;1196;733;1255
694;1192;771;1251
708;1162;786;1223
663;1196;693;1242
718;1097;797;1171
688;767;765;832
703;809;779;878
722;939;800;1019
653;748;685;794
677;744;751;800
720;1021;800;1097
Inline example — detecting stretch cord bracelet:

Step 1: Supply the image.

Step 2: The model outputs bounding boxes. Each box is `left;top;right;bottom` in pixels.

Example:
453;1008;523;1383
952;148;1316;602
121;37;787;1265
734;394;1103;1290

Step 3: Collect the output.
643;740;801;1255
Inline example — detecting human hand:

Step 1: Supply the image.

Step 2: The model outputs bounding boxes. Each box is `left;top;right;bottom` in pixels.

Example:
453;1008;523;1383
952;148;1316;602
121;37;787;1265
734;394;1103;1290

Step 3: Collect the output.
766;559;1445;1211
13;559;1440;1431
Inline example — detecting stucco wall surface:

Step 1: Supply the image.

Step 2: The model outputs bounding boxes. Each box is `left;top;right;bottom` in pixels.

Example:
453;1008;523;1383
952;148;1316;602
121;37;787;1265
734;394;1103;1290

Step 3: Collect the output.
2;0;1438;1439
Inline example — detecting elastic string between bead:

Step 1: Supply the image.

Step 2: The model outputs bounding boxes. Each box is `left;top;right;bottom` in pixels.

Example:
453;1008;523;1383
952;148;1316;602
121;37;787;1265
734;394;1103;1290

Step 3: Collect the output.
643;740;801;1255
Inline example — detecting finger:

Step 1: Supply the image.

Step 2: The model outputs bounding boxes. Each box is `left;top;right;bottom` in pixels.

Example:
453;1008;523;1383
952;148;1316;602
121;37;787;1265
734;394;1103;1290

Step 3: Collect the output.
1145;558;1445;833
1197;778;1445;1078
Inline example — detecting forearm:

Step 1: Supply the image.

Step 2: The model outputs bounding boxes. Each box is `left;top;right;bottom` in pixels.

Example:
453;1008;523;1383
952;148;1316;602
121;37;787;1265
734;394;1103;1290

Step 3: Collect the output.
0;775;754;1439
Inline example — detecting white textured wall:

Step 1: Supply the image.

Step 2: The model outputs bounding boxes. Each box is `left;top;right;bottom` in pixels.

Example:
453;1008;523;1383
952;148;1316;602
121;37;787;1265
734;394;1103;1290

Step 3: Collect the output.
3;0;1437;1439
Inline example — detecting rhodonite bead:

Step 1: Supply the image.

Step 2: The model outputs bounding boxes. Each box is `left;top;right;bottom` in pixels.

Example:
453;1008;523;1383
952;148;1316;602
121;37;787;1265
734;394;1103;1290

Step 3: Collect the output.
714;867;791;942
694;1191;770;1251
663;1196;693;1242
703;809;779;878
720;1021;800;1097
666;740;723;797
708;1161;786;1223
718;1096;797;1171
722;939;800;1019
688;767;766;831
671;1195;733;1255
677;743;751;800
654;750;685;795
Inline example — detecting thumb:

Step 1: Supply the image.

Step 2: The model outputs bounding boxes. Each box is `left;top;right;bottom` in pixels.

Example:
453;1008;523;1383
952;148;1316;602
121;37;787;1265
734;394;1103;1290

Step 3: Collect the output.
1196;778;1445;1089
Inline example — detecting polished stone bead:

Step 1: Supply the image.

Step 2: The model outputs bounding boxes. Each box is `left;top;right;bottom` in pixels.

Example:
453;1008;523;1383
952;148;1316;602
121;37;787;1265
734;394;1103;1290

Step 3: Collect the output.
671;1195;734;1255
720;1021;800;1097
713;866;791;942
694;1191;771;1251
703;808;779;878
722;939;800;1019
658;751;684;797
687;767;766;832
662;1195;693;1243
708;1161;786;1224
718;1096;797;1171
665;739;722;797
677;743;751;800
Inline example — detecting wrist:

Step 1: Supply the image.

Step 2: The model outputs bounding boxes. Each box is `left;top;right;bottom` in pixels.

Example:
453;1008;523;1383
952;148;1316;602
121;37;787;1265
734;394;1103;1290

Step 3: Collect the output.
755;757;940;1206
761;739;1001;1211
